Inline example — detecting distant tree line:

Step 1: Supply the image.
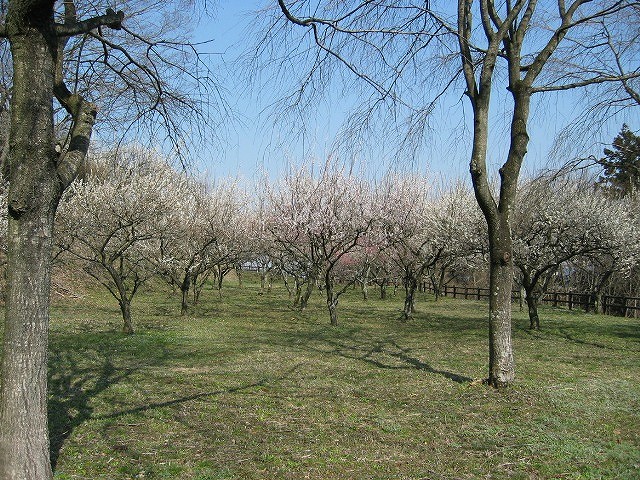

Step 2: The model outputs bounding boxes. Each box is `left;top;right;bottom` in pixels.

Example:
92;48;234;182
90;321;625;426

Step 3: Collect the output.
1;136;636;333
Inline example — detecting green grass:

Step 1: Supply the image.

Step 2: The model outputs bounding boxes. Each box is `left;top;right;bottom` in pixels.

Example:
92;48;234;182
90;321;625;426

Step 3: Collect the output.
17;277;640;478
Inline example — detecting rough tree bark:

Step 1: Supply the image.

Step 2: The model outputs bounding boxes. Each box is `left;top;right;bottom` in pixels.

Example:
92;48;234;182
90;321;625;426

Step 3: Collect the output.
379;279;387;300
0;25;60;477
524;290;540;330
298;269;317;310
118;298;134;334
360;264;370;300
323;268;338;326
517;264;563;330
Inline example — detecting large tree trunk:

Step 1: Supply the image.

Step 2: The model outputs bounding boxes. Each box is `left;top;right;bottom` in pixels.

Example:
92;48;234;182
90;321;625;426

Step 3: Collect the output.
327;293;338;326
104;264;135;334
324;270;339;326
361;264;370;301
483;88;530;387
486;218;516;387
379;278;387;300
520;272;540;330
0;211;58;480
0;16;59;480
325;287;339;326
430;270;444;302
292;276;302;306
216;266;230;298
469;98;521;388
281;272;292;297
594;270;613;314
525;289;540;330
192;272;201;304
299;272;315;310
236;265;243;288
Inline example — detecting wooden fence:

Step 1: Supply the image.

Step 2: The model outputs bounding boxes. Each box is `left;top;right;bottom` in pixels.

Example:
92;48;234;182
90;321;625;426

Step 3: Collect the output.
427;284;640;318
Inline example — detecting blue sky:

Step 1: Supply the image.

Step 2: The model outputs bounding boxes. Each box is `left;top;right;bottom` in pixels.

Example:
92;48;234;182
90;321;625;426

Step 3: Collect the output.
193;2;637;185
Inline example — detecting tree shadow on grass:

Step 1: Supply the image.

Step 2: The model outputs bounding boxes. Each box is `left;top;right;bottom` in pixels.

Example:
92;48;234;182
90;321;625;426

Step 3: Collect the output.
92;364;302;422
556;328;617;350
47;330;173;471
328;337;472;384
274;328;472;384
48;350;136;470
48;345;300;472
522;320;640;352
386;340;473;383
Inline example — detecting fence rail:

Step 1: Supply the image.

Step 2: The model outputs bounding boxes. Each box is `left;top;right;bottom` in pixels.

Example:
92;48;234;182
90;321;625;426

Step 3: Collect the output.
427;284;640;318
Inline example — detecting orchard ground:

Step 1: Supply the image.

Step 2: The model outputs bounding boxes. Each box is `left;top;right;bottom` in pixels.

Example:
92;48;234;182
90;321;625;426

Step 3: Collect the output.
3;274;639;479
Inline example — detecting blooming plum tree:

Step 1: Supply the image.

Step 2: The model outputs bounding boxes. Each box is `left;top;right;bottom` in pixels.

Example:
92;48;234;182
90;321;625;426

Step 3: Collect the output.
513;176;638;328
377;174;438;320
246;199;280;294
56;146;182;333
266;162;376;325
428;182;486;300
377;176;484;319
157;179;247;311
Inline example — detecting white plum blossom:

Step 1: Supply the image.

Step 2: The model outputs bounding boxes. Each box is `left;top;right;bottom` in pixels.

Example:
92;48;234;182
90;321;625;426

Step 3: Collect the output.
376;175;484;319
56;146;184;333
513;176;639;328
265;161;376;325
157;178;248;310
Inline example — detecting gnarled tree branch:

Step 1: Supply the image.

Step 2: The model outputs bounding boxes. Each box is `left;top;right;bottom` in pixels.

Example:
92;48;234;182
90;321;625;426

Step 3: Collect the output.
55;8;123;37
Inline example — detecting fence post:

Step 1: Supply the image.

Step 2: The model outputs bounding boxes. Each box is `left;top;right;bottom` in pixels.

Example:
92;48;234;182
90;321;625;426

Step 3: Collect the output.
453;286;457;298
579;294;584;311
477;288;481;300
568;293;573;310
553;292;558;308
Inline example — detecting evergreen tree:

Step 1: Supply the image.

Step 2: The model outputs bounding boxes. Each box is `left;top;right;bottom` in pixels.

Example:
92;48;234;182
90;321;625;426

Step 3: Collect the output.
596;124;640;197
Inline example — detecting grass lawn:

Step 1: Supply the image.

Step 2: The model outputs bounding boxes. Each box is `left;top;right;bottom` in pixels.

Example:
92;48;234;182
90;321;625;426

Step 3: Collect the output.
13;276;640;478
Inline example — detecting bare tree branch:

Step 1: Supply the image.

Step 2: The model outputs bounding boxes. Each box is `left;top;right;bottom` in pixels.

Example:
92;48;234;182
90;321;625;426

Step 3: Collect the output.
532;71;640;93
55;8;123;37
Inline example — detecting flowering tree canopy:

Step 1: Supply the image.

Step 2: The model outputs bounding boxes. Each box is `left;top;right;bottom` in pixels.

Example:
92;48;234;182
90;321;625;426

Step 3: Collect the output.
265;161;376;325
56;146;183;333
